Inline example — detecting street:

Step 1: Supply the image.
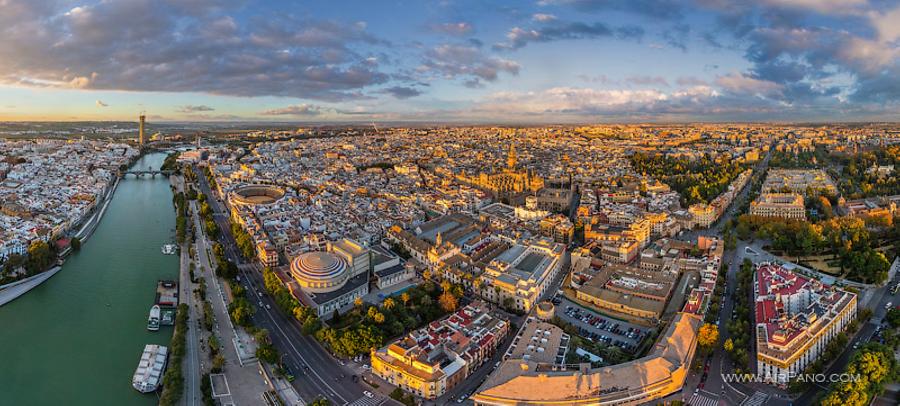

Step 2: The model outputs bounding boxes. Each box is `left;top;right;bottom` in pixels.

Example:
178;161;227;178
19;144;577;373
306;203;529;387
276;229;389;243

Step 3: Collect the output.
195;168;381;406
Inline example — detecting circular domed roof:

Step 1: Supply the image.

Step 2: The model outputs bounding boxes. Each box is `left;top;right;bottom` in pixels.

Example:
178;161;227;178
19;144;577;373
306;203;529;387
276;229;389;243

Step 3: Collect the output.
290;251;349;293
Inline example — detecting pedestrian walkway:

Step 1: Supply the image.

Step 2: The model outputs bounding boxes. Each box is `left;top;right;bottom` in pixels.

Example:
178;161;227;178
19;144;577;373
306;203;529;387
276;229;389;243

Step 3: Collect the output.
345;394;386;406
689;392;719;406
741;391;769;406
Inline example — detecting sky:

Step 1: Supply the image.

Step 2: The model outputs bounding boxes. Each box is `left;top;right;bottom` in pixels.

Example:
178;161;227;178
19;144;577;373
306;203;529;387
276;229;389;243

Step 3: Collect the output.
0;0;897;123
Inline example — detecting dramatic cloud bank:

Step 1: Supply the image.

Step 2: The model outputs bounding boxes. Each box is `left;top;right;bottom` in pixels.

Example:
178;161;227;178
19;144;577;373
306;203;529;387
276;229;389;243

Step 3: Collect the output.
0;0;896;121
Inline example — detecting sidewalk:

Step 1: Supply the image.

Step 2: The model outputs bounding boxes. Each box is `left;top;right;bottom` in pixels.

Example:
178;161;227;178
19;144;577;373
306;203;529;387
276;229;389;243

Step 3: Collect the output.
190;199;270;405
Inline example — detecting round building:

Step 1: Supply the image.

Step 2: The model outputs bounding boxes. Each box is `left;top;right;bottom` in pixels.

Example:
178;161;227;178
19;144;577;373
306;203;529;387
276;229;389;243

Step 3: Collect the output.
289;251;349;293
229;184;286;206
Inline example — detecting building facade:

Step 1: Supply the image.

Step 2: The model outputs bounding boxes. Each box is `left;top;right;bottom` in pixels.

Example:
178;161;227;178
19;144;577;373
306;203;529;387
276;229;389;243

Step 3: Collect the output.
754;263;857;385
750;193;806;220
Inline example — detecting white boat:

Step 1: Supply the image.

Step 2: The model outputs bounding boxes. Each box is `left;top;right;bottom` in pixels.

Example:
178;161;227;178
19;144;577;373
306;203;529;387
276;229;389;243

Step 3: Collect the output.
161;244;177;255
147;305;160;331
132;344;168;393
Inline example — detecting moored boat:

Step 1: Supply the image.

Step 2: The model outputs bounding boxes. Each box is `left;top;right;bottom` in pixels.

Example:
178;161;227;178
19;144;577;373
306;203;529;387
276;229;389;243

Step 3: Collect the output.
132;344;167;393
147;305;160;331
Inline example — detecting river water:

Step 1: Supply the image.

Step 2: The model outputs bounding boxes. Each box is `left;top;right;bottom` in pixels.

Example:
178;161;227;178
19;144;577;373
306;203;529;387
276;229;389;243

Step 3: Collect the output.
0;152;178;406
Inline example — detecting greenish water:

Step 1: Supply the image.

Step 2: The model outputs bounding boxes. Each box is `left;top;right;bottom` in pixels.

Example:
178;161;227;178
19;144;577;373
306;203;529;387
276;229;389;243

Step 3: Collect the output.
0;153;178;406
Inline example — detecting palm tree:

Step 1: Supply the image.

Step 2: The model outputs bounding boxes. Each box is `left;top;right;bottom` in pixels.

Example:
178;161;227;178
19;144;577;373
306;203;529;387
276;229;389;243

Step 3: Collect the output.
400;292;410;306
383;297;396;311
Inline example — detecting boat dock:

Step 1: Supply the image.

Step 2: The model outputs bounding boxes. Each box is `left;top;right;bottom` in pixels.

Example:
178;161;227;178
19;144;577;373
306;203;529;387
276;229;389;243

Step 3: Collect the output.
154;280;179;326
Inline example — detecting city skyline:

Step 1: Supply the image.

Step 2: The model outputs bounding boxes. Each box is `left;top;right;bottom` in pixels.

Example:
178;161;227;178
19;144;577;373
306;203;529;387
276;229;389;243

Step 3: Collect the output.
0;0;898;123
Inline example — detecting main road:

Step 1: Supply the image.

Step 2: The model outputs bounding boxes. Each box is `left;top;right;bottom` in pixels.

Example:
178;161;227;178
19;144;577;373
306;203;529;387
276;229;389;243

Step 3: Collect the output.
195;168;373;406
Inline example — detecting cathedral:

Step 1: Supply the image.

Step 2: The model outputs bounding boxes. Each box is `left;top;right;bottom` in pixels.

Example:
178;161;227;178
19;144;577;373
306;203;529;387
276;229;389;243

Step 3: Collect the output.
457;144;544;200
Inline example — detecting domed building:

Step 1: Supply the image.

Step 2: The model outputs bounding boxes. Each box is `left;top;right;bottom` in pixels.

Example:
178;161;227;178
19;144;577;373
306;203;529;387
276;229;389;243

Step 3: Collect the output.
290;252;350;293
288;241;372;320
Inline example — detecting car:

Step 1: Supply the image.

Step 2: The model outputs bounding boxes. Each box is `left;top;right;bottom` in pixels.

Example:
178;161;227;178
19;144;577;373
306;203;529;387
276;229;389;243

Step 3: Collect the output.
363;391;374;398
258;301;264;307
265;304;271;310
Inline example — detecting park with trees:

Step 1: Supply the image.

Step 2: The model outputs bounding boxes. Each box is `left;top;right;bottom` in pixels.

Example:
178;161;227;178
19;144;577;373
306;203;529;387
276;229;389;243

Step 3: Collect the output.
629;152;747;206
819;343;899;406
835;146;900;199
735;214;895;284
313;279;466;358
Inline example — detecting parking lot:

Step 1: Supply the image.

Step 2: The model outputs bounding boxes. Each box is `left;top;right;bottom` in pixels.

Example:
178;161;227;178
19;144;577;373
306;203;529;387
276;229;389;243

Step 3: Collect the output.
555;297;650;353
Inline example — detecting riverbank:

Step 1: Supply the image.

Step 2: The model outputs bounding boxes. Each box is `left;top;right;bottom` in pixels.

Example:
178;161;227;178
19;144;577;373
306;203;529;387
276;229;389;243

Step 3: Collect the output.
0;172;122;308
0;152;178;405
0;266;62;306
74;176;121;243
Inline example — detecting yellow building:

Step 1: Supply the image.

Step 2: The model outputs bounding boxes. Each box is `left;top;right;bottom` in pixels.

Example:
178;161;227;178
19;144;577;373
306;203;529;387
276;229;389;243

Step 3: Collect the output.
371;339;463;399
689;203;717;228
755;264;857;385
472;312;703;406
749;193;806;220
372;302;509;399
575;263;677;323
456;144;543;198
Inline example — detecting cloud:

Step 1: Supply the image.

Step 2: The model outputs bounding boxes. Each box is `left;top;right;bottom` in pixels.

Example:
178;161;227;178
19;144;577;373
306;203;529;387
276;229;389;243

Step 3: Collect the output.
176;105;216;113
468;85;757;121
760;0;868;15
532;13;557;22
419;44;520;84
0;0;390;101
431;22;473;36
870;6;900;43
95;100;108;107
380;86;423;99
578;74;613;84
494;21;644;50
260;104;324;116
715;73;783;97
626;76;670;87
539;0;685;20
676;76;708;86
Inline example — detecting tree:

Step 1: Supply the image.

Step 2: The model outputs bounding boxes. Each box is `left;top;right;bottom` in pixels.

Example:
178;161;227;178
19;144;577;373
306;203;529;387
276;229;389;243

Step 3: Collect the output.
373;312;385;324
698;323;719;350
382;297;396;311
25;240;53;274
438;291;458;312
723;338;734;353
256;344;278;364
886;308;900;329
212;354;225;372
70;237;82;251
354;297;363;308
310;397;331;406
2;253;25;274
400;292;410;306
228;298;254;326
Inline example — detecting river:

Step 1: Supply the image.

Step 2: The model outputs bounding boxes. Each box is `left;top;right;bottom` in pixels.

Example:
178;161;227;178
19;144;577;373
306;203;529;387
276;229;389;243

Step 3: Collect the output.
0;152;178;406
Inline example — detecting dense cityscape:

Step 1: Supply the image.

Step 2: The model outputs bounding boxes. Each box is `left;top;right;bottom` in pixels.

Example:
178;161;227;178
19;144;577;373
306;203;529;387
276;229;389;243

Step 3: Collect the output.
1;1;899;406
0;122;898;406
